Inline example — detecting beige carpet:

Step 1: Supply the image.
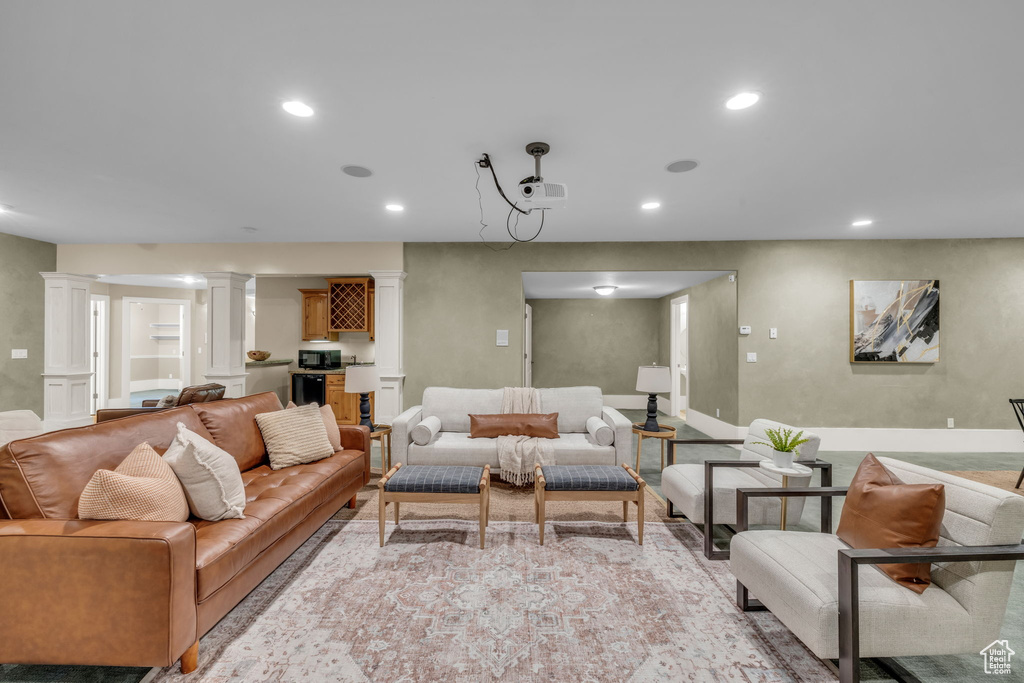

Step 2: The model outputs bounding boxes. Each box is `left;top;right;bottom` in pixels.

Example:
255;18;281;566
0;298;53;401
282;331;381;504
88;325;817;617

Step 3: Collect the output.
944;470;1024;496
334;470;676;524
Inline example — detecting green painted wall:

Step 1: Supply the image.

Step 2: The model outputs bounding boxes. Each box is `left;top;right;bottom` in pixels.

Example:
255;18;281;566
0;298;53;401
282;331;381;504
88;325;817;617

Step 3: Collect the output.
0;232;57;415
527;298;661;394
657;273;739;423
403;239;1024;430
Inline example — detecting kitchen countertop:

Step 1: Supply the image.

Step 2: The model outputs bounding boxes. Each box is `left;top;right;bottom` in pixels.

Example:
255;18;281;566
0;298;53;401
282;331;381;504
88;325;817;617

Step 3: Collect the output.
290;368;347;374
246;359;294;367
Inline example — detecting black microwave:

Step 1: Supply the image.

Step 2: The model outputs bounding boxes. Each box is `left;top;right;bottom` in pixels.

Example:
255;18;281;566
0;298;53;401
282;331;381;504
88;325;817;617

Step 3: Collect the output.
298;349;342;370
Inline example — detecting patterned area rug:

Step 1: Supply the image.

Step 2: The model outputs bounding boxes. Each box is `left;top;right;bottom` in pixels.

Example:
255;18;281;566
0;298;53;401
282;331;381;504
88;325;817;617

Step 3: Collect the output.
151;519;833;682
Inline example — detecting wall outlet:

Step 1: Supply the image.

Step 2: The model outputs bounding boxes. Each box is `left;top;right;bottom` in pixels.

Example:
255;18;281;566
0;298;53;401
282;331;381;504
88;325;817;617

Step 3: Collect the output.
169;374;173;379
11;349;27;359
769;328;778;339
739;326;751;335
746;352;757;362
716;408;720;418
947;417;954;429
728;274;736;282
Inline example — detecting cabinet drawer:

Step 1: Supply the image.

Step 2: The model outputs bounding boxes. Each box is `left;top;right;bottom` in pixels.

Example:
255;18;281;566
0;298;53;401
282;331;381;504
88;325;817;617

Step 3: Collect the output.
326;375;345;386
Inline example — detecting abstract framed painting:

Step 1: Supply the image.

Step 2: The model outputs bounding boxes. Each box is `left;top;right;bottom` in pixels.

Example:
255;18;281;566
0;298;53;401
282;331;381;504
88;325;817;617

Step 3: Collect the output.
850;280;940;363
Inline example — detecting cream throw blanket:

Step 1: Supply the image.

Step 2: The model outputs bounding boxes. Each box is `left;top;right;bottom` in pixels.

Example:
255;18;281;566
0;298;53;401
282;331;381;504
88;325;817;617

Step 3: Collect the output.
497;387;555;486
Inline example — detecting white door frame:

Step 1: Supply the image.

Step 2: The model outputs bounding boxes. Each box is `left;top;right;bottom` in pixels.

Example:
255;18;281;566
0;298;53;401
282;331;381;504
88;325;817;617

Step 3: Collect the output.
121;296;191;404
90;294;110;414
669;295;689;417
524;303;533;387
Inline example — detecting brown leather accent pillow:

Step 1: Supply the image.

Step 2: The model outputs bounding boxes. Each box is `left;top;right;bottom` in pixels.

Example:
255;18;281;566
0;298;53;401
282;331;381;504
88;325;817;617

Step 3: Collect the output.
468;413;560;439
836;454;945;593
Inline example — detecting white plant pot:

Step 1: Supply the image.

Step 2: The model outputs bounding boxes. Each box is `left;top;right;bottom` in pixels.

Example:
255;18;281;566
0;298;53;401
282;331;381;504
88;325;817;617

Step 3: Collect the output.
771;450;795;469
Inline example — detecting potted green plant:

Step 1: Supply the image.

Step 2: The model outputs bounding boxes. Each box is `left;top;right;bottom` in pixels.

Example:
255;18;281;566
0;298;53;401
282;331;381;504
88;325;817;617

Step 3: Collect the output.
753;427;811;469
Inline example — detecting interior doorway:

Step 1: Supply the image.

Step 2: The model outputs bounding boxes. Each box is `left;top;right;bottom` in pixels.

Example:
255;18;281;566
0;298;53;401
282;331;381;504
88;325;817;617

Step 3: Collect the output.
670;295;689;419
122;297;191;407
89;294;110;414
524;303;533;386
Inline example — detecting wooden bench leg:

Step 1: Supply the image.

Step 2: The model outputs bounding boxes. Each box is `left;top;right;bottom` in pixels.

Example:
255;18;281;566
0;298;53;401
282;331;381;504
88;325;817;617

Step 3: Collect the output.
180;640;198;674
637;487;645;545
538;490;546;545
394;501;400;524
622;500;629;522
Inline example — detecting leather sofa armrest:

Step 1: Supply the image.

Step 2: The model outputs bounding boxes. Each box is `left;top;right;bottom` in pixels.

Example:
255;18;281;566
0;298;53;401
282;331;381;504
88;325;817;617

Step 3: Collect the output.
601;407;632;464
0;519;197;668
391;405;423;467
95;407;170;422
338;424;371;484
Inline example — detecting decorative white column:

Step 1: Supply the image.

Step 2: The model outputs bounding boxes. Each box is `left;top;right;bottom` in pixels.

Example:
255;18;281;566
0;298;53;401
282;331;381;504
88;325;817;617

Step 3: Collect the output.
368;270;406;422
40;273;96;425
201;272;250;398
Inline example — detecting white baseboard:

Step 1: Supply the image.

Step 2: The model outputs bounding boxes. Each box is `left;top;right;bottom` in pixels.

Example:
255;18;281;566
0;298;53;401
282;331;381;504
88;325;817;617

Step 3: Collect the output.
603;395;648;410
657;396;671;415
684;409;1024;453
129;379;181;393
686;409;746;441
808;427;1024;453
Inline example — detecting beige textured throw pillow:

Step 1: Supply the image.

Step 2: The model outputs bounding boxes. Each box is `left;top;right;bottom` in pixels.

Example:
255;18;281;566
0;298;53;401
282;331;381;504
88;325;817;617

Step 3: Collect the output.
256;403;334;470
287;401;341;451
78;442;189;522
163;423;246;521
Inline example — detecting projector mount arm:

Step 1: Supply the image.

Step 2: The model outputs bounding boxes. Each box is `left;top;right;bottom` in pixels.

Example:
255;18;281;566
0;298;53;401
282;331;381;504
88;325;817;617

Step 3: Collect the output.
477;142;550;216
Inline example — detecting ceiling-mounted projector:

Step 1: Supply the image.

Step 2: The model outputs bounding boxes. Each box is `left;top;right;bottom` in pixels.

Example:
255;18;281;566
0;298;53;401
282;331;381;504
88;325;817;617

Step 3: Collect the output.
519;181;567;209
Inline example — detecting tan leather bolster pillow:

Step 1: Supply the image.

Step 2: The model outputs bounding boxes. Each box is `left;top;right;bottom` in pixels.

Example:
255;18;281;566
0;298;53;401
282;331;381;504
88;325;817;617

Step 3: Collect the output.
469;413;560;439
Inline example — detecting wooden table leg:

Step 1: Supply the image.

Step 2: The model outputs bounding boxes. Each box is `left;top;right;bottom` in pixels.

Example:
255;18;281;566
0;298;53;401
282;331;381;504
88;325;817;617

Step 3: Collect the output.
635;433;643;472
660;439;665;470
780;475;789;531
384;432;391;471
622;500;628;522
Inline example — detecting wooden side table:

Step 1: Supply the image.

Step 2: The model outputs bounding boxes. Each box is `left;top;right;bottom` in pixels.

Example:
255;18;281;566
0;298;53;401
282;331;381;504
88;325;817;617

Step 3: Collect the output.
631;423;677;472
758;461;812;531
370;424;393;472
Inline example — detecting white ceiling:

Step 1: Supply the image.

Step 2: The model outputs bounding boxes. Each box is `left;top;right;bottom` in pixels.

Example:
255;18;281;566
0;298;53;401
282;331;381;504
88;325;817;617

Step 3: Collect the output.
1;2;1023;245
522;271;730;299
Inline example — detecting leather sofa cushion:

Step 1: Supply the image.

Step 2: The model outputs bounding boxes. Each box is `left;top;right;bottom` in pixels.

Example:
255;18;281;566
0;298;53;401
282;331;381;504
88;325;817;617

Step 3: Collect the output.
469;413;559;439
192;449;364;601
191;392;283;471
0;406;212;519
837;453;945;593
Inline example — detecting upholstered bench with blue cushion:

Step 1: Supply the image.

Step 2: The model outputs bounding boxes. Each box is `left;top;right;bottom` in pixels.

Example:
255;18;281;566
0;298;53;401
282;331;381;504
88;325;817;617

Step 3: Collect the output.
534;463;646;545
378;463;491;548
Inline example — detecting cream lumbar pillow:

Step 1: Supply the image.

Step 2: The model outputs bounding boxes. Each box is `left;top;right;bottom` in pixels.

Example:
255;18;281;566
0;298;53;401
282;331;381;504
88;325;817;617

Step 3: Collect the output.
411;415;442;446
286;401;341;452
79;442;190;522
256;403;334;470
163;423;246;521
585;416;614;447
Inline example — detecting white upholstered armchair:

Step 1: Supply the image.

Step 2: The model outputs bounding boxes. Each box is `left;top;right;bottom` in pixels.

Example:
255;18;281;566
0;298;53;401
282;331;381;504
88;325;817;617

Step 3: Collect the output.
730;457;1024;683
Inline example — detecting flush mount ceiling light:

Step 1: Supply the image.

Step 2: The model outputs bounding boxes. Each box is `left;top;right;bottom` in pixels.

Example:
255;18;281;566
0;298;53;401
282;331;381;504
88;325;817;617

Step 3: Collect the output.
641;202;661;210
342;165;373;178
725;91;761;110
593;286;618;296
282;101;314;117
385;204;404;212
0;204;12;213
851;218;874;227
666;160;699;173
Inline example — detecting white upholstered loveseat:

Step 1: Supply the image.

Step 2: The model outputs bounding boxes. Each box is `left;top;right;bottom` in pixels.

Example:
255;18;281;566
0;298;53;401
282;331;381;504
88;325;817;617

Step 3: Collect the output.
392;386;632;469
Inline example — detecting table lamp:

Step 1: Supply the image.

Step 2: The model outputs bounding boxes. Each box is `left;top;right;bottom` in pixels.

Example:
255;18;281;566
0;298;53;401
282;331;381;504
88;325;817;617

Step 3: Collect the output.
636;365;671;432
344;365;380;429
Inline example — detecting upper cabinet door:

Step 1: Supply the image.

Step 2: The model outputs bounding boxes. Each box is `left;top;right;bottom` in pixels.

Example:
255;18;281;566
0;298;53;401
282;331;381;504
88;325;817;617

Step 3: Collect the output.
299;289;333;341
326;277;375;334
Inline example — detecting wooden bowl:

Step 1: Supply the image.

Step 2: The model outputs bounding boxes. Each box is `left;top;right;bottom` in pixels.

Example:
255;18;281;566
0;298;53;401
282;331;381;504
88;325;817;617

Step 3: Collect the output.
247;350;271;362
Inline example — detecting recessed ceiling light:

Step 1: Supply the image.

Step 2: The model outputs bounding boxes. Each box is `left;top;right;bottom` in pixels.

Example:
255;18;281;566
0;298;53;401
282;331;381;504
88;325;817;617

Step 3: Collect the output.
851;219;874;227
282;101;314;117
666;160;699;173
593;286;618;296
0;204;12;213
241;226;258;233
385;204;404;212
342;165;373;178
641;202;661;210
725;91;761;110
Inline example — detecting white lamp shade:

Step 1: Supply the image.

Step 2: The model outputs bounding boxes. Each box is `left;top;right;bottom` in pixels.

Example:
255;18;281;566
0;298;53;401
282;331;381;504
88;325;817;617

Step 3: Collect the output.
636;365;672;393
344;365;380;394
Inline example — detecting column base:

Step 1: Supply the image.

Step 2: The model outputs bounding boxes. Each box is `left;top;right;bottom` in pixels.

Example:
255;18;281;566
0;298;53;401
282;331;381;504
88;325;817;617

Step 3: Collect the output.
42;372;94;424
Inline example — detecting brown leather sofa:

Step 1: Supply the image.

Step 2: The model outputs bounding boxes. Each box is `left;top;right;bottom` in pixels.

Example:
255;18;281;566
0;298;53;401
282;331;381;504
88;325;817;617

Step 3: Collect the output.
96;382;227;422
0;392;369;674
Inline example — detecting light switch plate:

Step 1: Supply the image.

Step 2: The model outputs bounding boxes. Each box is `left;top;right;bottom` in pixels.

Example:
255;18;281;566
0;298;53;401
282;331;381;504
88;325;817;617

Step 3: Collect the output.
496;329;509;347
769;328;778;339
11;349;27;359
746;352;757;363
739;326;751;335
